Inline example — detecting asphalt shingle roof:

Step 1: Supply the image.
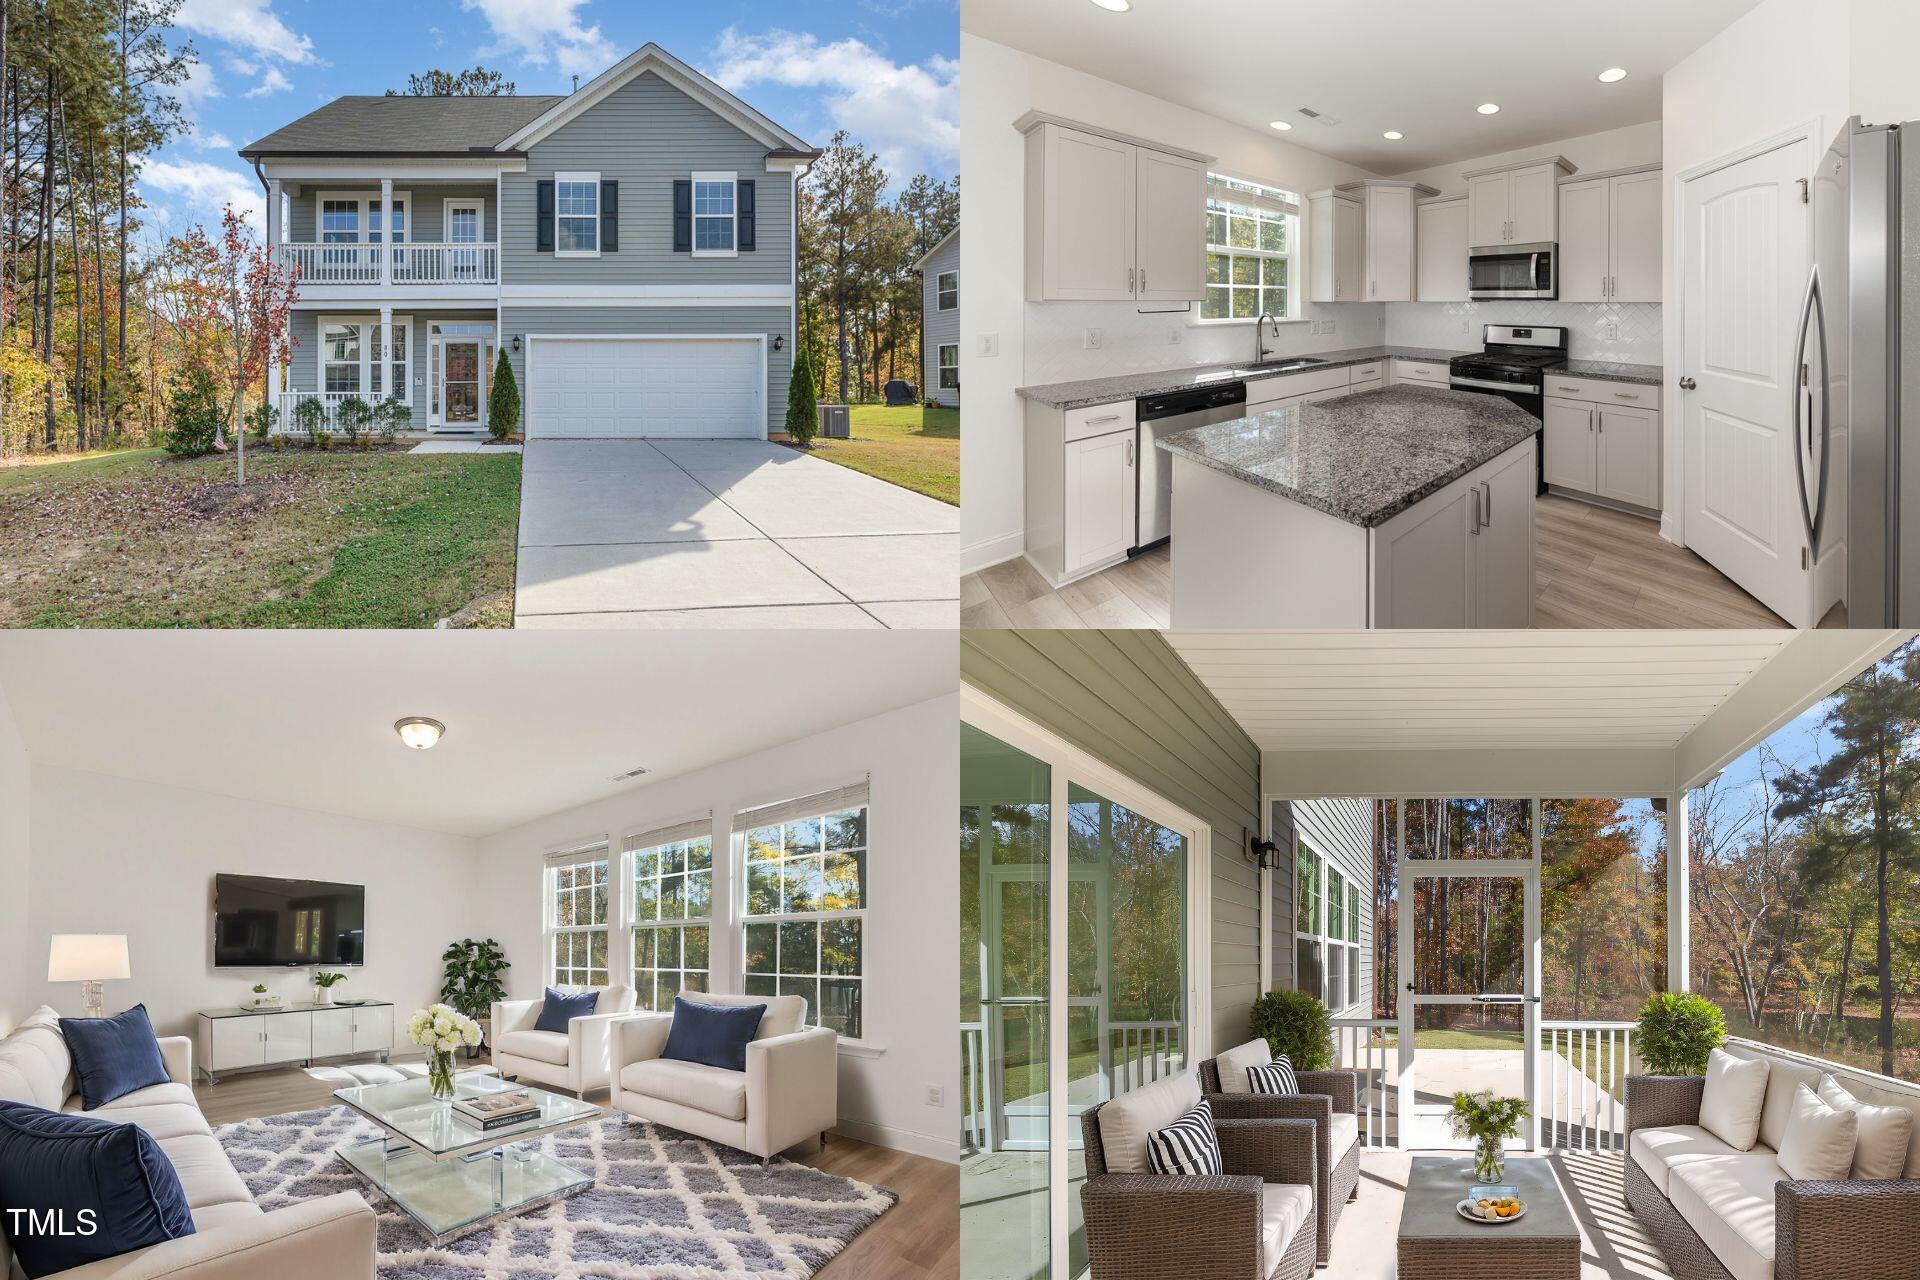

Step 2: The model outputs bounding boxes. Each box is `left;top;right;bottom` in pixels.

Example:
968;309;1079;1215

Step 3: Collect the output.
239;95;567;157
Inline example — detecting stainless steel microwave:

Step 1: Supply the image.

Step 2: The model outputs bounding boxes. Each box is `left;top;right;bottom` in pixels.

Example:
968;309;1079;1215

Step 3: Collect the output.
1468;243;1557;299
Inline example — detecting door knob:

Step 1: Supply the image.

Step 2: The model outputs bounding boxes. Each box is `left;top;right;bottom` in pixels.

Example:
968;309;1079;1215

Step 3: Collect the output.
1678;376;1697;391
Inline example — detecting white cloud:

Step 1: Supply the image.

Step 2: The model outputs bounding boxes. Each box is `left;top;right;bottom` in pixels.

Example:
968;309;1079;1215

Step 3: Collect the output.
708;30;958;179
195;130;235;151
176;0;315;65
176;58;222;106
142;157;264;230
244;67;292;98
459;0;616;80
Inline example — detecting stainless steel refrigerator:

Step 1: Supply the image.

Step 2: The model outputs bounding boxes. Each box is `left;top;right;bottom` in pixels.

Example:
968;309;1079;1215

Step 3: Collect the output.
1809;115;1920;626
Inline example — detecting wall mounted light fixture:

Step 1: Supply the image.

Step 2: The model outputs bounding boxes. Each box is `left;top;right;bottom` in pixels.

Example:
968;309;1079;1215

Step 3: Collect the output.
773;335;786;352
511;335;523;354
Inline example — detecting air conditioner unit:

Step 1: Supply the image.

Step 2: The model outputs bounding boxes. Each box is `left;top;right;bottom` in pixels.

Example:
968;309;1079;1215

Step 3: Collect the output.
817;405;851;439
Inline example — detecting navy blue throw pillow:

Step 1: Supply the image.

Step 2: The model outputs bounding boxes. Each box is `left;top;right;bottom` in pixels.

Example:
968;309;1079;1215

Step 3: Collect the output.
0;1099;195;1278
661;997;766;1072
58;1005;171;1110
533;987;599;1034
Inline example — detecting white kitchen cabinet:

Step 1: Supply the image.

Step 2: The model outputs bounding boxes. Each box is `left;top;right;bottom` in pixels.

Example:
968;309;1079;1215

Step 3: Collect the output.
207;1015;268;1074
1342;181;1435;302
1024;398;1139;587
1596;404;1661;509
1064;429;1137;577
1302;387;1349;403
1510;166;1559;244
1543;400;1598;490
1609;169;1662;303
1464;157;1575;247
1415;198;1469;302
1371;439;1537;628
1545;377;1663;512
1557;179;1613;304
1393;358;1451;387
1471;442;1539;628
1558;166;1663;303
1307;191;1365;302
1135;147;1207;301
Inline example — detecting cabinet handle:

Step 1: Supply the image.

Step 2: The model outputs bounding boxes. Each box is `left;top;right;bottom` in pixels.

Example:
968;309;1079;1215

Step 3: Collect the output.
1085;414;1121;426
1471;485;1483;534
1613;391;1639;400
1126;437;1135;467
1128;267;1136;293
1141;269;1147;291
1482;481;1493;527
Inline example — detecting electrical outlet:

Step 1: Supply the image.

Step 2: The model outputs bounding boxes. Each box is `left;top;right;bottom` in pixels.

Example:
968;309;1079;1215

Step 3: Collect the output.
976;333;999;358
1321;317;1337;335
1604;320;1620;342
1168;326;1182;345
925;1085;944;1107
1083;328;1103;350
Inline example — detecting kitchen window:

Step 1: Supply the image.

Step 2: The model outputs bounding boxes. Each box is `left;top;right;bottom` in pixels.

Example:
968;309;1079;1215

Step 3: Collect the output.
938;343;959;390
626;821;714;1012
555;173;600;256
937;270;958;311
737;783;869;1039
1201;174;1300;323
693;172;737;256
545;840;611;987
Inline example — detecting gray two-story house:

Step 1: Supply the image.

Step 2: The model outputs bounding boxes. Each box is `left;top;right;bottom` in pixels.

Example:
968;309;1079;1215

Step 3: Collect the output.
917;227;959;408
240;44;816;439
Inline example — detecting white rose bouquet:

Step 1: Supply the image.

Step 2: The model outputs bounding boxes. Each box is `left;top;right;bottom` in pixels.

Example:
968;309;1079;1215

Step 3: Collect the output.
408;1002;482;1099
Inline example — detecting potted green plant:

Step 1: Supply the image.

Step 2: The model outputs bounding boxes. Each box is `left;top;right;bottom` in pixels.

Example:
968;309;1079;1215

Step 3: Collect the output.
1246;988;1333;1071
1447;1089;1530;1184
441;938;510;1059
312;971;349;1006
1636;992;1726;1076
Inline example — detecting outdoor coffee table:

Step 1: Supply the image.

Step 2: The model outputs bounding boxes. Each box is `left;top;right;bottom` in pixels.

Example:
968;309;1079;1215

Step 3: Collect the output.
1396;1155;1580;1279
333;1072;603;1243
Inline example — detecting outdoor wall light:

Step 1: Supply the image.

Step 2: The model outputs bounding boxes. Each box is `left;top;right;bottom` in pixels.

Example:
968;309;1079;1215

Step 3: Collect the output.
1247;833;1281;871
394;717;446;750
773;335;786;352
511;335;523;353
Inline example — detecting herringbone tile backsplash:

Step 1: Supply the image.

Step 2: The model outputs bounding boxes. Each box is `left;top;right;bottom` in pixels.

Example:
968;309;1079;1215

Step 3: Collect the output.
1385;301;1663;366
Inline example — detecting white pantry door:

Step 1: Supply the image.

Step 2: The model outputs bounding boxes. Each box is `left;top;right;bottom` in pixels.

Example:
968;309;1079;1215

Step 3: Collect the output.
1681;137;1813;625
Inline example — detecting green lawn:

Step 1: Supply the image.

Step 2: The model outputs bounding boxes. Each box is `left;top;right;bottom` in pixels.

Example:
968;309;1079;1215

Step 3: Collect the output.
0;446;521;628
790;404;959;506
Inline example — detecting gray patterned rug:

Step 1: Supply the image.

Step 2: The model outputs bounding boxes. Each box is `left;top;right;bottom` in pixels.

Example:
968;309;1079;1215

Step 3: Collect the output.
214;1106;898;1278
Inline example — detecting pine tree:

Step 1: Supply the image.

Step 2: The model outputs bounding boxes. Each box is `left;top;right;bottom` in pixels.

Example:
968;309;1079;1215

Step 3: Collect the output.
785;345;817;445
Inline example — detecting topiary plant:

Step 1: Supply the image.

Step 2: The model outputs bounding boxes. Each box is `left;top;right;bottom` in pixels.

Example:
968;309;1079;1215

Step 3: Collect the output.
1637;992;1726;1075
785;346;818;445
1248;988;1333;1071
488;350;520;441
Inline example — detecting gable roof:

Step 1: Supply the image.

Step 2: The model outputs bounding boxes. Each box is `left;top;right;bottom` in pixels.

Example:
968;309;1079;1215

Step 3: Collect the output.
240;95;565;158
914;226;959;272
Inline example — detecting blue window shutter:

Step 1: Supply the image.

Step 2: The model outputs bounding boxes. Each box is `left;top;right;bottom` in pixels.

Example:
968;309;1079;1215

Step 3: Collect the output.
673;180;692;253
738;180;756;251
601;181;619;252
536;181;555;253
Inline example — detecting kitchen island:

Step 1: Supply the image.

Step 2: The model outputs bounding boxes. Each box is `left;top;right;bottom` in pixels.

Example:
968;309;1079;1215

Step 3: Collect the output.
1159;384;1541;628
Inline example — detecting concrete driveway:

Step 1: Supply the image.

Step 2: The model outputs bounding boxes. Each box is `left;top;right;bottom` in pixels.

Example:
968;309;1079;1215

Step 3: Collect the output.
514;439;959;628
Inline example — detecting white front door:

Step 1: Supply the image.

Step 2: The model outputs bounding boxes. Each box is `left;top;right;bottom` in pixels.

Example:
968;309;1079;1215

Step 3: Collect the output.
1681;137;1815;624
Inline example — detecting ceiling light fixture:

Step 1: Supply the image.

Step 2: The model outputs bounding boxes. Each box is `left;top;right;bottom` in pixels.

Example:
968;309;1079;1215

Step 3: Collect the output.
1383;131;1404;140
1269;120;1293;131
1088;0;1131;10
1477;103;1502;115
394;717;445;750
1597;67;1629;83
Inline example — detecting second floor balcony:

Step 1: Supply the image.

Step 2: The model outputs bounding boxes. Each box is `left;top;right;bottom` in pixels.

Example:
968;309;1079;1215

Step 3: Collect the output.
275;242;499;289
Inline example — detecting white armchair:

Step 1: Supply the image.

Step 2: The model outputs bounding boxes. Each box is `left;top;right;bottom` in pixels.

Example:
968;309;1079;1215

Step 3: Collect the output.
490;985;638;1097
609;992;838;1163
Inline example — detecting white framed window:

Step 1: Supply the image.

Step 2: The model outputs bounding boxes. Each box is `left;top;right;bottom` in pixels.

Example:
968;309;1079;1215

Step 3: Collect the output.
555;172;601;257
1295;840;1362;1013
938;343;959;390
692;171;738;257
937;270;958;311
317;316;413;405
322;322;361;395
321;200;360;245
625;819;714;1012
1201;173;1300;324
736;782;869;1038
544;839;611;987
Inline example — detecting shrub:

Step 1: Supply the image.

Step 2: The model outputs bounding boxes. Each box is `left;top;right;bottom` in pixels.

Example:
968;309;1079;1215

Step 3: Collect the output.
378;395;412;441
785;347;818;445
1637;992;1726;1076
269;435;287;452
1247;989;1332;1071
164;364;224;457
292;396;328;440
244;400;277;441
488;350;520;441
313;430;334;451
334;395;372;445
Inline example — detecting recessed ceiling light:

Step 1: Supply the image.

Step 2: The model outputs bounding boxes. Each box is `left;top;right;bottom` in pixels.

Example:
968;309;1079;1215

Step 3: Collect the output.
1088;0;1131;10
1269;120;1293;131
1597;67;1629;83
1383;131;1404;140
394;717;445;750
1477;103;1502;115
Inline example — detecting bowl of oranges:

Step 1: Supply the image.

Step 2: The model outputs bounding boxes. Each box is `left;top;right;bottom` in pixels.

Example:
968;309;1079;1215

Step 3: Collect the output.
1457;1185;1526;1224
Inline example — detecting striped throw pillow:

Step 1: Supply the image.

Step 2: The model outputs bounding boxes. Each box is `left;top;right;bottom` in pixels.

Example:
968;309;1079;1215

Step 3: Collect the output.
1146;1098;1223;1176
1247;1056;1298;1096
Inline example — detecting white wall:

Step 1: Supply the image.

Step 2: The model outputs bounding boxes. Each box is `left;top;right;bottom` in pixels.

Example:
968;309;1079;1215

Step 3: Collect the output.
1852;0;1920;126
959;33;1386;572
0;685;29;1036
24;766;482;1042
474;695;960;1163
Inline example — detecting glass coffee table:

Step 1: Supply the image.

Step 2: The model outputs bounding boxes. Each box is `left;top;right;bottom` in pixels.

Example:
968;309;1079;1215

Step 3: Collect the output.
333;1072;603;1243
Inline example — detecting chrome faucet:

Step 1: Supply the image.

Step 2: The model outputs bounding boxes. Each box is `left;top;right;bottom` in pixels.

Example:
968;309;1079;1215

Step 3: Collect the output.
1255;313;1279;364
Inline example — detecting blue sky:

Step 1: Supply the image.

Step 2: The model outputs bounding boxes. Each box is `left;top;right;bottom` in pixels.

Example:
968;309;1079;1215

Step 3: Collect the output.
140;0;957;238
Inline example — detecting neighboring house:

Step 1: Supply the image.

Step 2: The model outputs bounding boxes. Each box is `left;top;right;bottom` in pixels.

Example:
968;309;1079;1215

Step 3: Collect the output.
917;227;959;408
239;44;818;439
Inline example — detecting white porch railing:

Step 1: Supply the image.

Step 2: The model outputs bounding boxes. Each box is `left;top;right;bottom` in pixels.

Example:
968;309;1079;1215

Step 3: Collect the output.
1538;1020;1636;1153
271;391;418;434
1332;1017;1396;1149
1109;1019;1183;1095
274;242;498;287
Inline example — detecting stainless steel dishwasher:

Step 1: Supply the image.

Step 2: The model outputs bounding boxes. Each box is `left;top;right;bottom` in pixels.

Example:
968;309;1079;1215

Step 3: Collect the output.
1134;381;1249;554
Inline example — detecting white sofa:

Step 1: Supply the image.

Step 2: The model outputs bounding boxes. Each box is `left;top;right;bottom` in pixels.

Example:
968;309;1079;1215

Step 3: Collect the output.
608;992;837;1162
490;985;639;1097
0;1006;376;1280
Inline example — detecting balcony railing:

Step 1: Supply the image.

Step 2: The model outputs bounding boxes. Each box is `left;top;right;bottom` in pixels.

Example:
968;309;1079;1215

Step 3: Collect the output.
274;242;498;287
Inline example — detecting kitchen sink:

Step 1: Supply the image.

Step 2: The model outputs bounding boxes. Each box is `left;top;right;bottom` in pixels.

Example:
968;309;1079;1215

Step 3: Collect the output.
1235;357;1326;375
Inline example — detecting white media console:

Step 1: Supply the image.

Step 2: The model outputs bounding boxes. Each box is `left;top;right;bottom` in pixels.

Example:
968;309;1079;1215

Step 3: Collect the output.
194;1000;395;1083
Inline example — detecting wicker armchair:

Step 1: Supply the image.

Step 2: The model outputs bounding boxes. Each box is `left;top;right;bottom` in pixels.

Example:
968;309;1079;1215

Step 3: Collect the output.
1200;1054;1362;1265
1079;1103;1318;1280
1624;1073;1920;1280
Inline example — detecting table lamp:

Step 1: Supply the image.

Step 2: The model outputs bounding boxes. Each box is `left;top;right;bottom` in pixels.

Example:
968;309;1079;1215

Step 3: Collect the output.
48;934;130;1018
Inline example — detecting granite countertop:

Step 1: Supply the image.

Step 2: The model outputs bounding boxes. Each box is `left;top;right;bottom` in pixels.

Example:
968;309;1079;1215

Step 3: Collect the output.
1017;346;1468;410
1547;359;1664;387
1157;385;1540;528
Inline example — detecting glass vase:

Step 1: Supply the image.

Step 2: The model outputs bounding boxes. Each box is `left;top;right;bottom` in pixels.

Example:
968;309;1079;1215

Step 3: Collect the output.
1473;1134;1507;1184
427;1049;456;1100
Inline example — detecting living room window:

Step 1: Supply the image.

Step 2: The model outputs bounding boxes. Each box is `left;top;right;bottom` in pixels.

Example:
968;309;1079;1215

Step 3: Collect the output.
545;840;610;987
736;782;869;1039
625;820;714;1012
555;172;600;257
322;323;361;395
1201;173;1300;324
938;344;959;390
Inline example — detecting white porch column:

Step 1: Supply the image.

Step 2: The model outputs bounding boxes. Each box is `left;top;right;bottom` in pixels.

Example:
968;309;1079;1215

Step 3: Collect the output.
266;180;283;421
1667;792;1690;993
380;179;394;287
379;303;393;406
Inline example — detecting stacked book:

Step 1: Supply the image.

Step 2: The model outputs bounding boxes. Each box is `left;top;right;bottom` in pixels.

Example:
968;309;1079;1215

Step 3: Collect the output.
452;1091;541;1131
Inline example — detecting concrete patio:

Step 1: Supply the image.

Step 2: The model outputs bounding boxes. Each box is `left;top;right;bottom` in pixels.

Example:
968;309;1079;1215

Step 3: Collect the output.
512;439;959;629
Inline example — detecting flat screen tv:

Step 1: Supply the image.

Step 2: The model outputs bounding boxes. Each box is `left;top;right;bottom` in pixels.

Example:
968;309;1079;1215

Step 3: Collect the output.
213;873;366;967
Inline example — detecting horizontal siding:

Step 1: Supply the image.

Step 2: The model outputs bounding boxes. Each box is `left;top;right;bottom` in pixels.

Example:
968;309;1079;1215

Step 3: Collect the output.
288;184;496;245
961;631;1263;1056
285;308;497;399
500;306;791;436
922;238;960;408
505;71;794;287
1292;798;1376;1018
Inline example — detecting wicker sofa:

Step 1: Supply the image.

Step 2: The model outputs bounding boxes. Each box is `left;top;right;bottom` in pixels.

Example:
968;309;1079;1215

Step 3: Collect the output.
1625;1046;1920;1280
1200;1042;1361;1266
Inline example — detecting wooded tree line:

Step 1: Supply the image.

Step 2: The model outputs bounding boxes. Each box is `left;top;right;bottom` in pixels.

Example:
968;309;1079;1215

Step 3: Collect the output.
798;130;957;406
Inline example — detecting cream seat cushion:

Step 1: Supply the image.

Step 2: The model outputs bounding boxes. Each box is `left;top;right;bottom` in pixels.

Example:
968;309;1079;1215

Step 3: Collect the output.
620;1058;748;1122
1328;1113;1359;1164
1775;1083;1857;1181
1098;1072;1203;1175
0;1007;75;1109
62;1100;214;1143
1214;1038;1274;1096
158;1133;255;1210
1817;1075;1915;1180
496;1029;571;1066
83;1081;199;1112
1629;1124;1745;1195
1260;1182;1314;1269
1668;1153;1784;1280
1699;1049;1770;1151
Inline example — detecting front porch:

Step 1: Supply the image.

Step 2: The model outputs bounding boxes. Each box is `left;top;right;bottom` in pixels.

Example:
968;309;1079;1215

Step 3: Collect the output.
271;308;501;438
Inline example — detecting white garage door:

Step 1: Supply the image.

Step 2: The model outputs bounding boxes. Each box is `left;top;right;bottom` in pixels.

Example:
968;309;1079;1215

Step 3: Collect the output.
526;336;765;439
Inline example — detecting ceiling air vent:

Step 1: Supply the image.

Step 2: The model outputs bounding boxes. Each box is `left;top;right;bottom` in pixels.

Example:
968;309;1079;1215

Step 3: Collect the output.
1297;107;1342;127
610;765;651;783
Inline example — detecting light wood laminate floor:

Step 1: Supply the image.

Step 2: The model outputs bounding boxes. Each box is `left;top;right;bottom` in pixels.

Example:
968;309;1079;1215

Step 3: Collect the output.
192;1060;958;1280
963;494;1789;630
